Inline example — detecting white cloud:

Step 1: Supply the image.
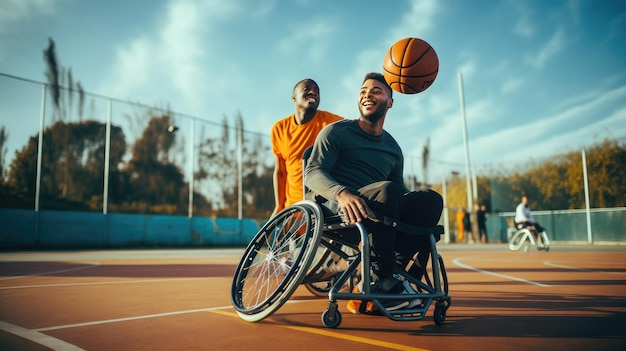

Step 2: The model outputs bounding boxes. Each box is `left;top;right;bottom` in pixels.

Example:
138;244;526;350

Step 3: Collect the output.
514;17;534;38
501;78;523;93
457;55;477;79
111;38;153;97
0;0;61;60
511;2;534;38
389;0;440;40
465;84;626;168
0;0;58;34
277;18;337;61
99;0;245;113
525;28;566;69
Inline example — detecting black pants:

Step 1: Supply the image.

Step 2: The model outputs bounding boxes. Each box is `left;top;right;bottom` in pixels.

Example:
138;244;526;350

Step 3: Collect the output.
355;181;443;280
516;221;545;237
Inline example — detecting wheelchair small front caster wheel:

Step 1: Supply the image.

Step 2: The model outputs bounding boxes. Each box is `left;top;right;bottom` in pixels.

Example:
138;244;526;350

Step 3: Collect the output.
322;308;342;328
434;304;447;325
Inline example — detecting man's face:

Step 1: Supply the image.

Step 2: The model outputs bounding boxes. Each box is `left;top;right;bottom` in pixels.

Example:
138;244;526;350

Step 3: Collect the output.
522;196;529;205
358;79;393;123
293;80;320;110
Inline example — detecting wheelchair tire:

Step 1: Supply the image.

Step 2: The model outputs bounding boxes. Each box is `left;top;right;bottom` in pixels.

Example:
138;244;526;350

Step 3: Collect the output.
434;304;447;325
508;230;528;251
231;201;323;322
322;308;342;328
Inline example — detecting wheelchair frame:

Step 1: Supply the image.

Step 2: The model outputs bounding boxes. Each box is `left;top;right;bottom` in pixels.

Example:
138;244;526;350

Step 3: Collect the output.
508;227;551;252
230;200;451;328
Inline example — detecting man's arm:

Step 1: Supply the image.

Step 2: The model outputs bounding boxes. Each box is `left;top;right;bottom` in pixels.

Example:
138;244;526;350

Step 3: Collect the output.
304;129;346;201
304;126;369;224
271;156;287;217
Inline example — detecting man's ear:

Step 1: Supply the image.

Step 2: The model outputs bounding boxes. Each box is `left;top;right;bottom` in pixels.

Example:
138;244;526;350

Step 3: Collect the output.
388;98;394;109
292;95;296;102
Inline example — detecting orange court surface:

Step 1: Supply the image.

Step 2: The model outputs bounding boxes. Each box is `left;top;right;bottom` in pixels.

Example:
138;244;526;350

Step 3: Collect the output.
1;244;625;351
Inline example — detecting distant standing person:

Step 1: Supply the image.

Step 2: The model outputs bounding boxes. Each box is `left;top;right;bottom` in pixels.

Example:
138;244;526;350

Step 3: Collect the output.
270;78;343;217
477;204;488;243
462;208;472;244
515;195;546;248
456;209;465;243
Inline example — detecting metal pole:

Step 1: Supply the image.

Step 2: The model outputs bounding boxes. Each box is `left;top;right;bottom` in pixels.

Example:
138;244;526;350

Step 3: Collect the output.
457;73;473;212
582;149;592;244
472;166;478;202
35;85;46;212
188;119;195;218
237;120;243;220
103;100;112;215
441;170;450;244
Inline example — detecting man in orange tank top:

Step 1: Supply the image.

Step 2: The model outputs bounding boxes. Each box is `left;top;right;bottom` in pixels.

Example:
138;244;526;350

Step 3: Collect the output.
270;78;343;216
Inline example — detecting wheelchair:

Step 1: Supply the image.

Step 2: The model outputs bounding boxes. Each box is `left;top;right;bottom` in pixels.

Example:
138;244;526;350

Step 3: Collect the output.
230;199;452;328
508;222;551;252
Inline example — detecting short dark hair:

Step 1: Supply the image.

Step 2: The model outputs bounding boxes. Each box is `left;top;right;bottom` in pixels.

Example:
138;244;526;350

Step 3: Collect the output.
293;78;318;94
362;72;392;97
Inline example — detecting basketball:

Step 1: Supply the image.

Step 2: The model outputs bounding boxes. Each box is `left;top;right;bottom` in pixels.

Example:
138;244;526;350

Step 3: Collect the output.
383;37;439;94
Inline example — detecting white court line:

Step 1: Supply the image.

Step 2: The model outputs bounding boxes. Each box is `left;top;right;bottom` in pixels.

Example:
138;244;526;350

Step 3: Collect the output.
33;300;317;332
543;260;626;275
0;277;209;290
34;305;234;332
0;320;85;351
1;304;261;351
452;257;551;287
0;263;100;281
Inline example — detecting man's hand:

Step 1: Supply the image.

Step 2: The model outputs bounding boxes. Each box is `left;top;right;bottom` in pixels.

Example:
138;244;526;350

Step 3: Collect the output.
336;189;369;224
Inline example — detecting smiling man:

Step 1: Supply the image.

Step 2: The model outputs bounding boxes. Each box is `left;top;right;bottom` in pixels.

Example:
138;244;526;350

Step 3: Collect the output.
304;72;443;313
270;78;343;217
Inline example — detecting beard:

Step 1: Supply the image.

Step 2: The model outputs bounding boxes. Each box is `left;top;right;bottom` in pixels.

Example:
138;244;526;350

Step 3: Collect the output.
359;102;387;124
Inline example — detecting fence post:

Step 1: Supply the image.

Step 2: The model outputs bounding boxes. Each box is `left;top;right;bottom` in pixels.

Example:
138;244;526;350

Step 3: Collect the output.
582;149;592;244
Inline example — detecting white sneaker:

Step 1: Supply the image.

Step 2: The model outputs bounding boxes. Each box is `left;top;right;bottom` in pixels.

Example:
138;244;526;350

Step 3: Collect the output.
401;280;423;308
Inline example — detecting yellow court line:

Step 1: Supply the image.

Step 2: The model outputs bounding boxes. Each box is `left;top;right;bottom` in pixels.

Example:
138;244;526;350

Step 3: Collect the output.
209;310;430;351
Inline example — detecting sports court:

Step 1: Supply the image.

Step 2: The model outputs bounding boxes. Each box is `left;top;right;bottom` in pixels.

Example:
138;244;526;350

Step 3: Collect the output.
1;245;625;351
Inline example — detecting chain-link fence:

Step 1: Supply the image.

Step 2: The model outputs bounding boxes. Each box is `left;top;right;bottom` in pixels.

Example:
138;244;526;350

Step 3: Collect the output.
1;73;275;221
1;72;624;246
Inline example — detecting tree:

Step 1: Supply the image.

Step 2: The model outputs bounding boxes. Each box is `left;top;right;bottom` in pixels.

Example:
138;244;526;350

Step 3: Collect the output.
122;113;187;214
483;138;626;211
0;126;7;181
5;120;126;210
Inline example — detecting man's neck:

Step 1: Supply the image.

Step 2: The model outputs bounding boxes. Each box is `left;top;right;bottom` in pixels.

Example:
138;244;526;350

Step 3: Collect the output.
294;108;317;125
357;117;385;136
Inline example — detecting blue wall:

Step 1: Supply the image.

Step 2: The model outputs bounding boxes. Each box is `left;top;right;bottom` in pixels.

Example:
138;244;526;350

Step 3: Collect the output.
0;209;260;249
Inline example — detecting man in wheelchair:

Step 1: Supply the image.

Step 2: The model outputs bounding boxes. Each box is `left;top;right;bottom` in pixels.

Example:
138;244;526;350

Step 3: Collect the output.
304;72;443;314
515;194;547;249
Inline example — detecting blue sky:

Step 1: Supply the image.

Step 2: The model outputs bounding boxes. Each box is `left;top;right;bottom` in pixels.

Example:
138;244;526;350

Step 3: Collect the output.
1;0;625;177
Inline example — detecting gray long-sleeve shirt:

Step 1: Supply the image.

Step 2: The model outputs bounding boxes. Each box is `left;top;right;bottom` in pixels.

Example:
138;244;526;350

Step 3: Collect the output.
304;119;408;201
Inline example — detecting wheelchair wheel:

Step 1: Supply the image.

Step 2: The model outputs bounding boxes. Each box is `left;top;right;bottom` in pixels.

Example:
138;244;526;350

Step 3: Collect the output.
508;230;527;251
231;201;323;322
434;302;447;325
322;306;342;328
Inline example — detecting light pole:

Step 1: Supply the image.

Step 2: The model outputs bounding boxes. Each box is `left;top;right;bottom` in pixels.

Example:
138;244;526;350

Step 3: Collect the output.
441;170;449;243
457;72;473;212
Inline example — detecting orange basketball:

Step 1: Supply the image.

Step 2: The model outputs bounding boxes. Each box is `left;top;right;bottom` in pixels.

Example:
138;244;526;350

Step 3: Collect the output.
383;37;439;94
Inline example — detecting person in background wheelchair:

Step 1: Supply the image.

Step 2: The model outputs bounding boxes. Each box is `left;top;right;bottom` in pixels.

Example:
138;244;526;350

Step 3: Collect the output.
304;72;443;313
514;194;547;249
